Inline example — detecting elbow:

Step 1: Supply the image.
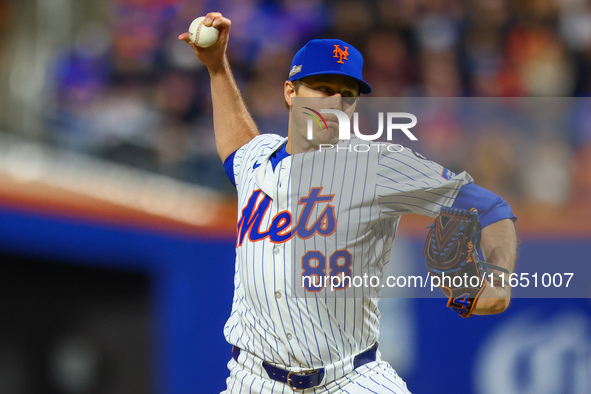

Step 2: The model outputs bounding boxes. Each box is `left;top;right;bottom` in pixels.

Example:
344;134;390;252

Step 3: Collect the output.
473;295;511;315
488;296;511;314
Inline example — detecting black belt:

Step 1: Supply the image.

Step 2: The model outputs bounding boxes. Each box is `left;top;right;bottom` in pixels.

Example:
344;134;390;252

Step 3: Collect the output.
231;343;378;390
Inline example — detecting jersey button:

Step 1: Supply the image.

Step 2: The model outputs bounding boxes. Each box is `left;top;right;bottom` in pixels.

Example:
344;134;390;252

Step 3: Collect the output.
273;247;280;255
286;333;293;340
274;291;282;299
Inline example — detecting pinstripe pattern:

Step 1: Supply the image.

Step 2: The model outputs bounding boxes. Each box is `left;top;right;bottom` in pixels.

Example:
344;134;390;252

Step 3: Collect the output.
223;134;471;392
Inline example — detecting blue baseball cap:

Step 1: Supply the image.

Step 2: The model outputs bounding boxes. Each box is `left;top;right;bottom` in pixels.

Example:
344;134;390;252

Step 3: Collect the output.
288;39;372;94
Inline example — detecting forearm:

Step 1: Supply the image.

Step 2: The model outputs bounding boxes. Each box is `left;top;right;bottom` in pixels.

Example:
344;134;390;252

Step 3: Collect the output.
472;218;518;315
179;12;259;162
209;57;259;161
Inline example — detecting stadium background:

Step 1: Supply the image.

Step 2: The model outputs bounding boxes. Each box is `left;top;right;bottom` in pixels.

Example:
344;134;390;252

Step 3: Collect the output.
0;0;590;393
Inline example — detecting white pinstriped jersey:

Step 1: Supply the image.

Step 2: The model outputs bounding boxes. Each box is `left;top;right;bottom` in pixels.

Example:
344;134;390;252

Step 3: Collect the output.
224;133;473;372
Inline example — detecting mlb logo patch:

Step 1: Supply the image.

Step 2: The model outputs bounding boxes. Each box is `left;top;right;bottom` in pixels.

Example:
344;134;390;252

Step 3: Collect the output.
441;168;455;180
289;65;302;77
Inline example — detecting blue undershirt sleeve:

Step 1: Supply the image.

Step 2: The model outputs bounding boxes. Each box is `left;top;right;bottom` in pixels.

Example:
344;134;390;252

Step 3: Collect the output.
451;183;516;228
223;151;237;187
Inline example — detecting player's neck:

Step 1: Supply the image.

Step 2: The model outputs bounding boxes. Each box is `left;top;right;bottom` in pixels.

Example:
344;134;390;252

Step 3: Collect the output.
286;139;293;155
286;136;319;155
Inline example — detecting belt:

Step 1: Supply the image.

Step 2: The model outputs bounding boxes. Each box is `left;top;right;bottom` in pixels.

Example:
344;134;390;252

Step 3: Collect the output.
231;343;378;390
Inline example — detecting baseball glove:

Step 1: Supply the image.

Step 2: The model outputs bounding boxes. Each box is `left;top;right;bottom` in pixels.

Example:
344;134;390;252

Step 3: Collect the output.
424;207;509;318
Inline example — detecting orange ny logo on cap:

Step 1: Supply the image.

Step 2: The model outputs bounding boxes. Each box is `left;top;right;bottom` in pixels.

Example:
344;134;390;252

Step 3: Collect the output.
333;45;349;64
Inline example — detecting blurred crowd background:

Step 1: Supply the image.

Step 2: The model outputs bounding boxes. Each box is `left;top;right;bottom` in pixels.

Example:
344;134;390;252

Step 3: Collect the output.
1;0;591;219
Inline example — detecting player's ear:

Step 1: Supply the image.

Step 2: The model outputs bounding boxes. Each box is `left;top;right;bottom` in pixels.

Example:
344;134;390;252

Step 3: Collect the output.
284;80;295;108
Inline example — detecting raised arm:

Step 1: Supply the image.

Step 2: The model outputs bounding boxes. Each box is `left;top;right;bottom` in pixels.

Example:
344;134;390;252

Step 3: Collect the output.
178;12;259;162
472;218;518;315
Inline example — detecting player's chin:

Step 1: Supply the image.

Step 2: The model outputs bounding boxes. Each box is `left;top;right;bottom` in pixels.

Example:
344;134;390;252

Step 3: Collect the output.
317;125;340;142
311;134;339;150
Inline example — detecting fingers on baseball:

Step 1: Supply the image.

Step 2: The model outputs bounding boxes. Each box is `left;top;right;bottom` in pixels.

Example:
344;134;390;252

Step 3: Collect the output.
178;12;229;54
204;12;231;32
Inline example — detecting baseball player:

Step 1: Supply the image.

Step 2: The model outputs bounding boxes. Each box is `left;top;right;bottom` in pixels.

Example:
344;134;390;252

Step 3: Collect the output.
180;12;517;393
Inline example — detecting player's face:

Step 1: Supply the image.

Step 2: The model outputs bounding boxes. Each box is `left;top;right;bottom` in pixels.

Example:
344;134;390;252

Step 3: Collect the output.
296;75;359;99
286;75;359;152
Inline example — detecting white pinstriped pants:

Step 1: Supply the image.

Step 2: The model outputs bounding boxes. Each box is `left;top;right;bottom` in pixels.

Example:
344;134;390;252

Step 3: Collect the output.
221;349;412;394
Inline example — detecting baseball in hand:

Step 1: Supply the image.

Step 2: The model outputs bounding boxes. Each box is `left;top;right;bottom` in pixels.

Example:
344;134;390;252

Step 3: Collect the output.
188;17;219;48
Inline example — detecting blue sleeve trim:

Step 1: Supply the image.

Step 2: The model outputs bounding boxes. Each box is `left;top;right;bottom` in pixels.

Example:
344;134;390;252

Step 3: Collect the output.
223;151;237;187
452;183;517;227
